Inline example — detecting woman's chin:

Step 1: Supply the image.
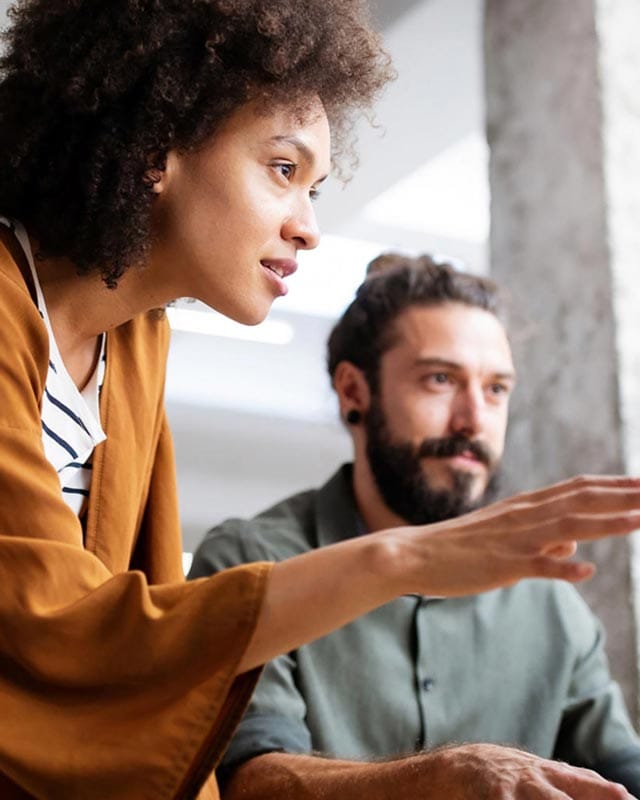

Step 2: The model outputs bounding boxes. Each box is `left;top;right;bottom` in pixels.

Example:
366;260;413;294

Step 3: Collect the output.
195;294;272;327
235;303;272;327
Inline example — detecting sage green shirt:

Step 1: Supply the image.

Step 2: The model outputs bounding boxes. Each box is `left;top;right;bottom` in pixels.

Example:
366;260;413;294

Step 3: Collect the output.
190;465;640;792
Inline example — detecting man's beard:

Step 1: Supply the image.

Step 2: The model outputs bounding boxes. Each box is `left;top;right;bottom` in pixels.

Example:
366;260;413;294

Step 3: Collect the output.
364;399;501;526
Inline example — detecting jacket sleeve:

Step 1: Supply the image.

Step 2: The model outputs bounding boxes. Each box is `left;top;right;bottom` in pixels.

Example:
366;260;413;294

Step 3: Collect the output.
190;524;313;783
0;258;273;800
553;591;640;795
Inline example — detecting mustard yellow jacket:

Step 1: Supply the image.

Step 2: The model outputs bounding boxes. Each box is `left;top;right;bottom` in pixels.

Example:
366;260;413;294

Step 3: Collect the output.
0;242;271;799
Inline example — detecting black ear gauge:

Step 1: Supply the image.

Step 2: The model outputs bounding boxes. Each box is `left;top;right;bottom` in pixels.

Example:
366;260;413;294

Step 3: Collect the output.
345;409;361;425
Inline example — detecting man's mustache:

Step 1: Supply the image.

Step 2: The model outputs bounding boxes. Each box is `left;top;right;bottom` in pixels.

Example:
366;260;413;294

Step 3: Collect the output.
416;435;496;468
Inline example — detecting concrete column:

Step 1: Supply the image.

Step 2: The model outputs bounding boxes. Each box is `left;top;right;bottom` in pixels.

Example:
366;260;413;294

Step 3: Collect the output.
485;0;640;717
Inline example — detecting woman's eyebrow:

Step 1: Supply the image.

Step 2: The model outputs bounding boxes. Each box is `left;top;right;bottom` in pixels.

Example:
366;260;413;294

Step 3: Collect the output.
266;135;330;183
268;135;316;165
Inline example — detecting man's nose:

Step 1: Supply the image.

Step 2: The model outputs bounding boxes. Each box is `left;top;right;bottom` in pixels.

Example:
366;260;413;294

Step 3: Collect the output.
449;388;484;437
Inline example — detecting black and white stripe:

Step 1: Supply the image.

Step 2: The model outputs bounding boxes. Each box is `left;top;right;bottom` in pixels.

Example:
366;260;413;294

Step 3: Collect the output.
1;217;107;516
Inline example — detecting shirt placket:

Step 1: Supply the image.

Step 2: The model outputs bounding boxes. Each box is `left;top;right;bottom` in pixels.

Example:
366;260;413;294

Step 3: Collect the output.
413;596;441;751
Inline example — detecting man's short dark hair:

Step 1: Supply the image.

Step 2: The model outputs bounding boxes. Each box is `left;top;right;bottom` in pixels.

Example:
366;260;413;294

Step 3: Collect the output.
327;252;505;393
0;0;392;285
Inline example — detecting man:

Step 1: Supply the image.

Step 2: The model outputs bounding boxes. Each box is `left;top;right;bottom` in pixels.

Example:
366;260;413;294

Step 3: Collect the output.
190;253;640;799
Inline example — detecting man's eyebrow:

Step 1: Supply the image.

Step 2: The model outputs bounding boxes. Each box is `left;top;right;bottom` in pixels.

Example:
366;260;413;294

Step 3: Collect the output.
268;135;329;182
413;357;517;381
414;357;462;370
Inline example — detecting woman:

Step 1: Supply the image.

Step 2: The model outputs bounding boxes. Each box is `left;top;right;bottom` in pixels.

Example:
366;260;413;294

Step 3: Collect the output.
0;1;639;798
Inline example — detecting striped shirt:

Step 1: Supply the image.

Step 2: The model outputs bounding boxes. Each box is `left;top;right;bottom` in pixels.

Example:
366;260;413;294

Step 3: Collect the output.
0;218;107;516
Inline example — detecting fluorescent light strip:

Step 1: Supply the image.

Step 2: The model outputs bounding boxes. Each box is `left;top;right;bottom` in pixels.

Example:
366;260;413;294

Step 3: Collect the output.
167;307;294;345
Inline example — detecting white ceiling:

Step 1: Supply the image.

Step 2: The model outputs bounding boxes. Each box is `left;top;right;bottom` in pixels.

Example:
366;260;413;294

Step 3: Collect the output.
0;0;488;554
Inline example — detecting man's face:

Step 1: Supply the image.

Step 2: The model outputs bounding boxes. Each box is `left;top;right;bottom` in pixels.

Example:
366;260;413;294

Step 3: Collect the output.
364;302;515;525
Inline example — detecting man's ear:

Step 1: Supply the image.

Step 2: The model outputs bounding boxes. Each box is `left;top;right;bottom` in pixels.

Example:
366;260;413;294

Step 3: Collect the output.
333;361;371;421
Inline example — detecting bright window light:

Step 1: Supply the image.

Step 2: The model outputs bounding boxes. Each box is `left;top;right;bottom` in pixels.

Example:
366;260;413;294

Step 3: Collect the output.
363;132;490;244
277;234;394;318
167;307;294;345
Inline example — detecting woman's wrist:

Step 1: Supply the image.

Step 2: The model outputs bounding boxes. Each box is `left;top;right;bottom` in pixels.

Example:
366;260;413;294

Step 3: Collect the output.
363;526;424;599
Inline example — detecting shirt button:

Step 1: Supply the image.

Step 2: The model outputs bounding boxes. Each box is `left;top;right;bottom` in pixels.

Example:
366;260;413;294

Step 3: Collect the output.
422;677;435;692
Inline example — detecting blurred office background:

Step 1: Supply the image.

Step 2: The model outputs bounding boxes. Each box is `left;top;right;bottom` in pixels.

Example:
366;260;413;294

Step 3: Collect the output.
2;0;640;715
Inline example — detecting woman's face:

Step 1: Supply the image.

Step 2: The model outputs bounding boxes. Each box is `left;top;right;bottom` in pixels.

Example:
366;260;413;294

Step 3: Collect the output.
151;98;331;324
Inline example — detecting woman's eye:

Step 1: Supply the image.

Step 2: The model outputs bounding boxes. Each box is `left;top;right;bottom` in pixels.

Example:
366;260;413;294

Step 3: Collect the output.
309;186;321;202
273;162;296;181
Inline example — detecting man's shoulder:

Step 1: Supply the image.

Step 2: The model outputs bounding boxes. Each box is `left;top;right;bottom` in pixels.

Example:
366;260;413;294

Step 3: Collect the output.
189;486;319;575
189;466;356;577
223;485;319;551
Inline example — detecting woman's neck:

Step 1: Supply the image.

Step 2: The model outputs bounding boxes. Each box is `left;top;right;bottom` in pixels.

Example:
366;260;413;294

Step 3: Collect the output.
26;237;175;388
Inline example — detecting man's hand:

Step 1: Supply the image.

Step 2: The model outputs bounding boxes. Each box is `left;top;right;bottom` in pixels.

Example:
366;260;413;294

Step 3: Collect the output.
424;743;636;799
222;745;637;800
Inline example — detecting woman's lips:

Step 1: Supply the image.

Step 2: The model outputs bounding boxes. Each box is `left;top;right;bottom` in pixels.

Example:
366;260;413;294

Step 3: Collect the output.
260;259;298;296
260;259;298;278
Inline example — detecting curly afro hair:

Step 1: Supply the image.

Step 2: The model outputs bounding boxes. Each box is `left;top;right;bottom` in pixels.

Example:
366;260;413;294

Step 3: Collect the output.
0;0;393;285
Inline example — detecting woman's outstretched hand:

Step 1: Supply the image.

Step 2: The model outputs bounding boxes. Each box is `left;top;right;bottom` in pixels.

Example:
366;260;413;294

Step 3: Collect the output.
393;474;640;597
239;474;640;673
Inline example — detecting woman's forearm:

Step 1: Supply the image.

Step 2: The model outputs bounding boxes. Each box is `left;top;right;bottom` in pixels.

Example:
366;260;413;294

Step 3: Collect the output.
237;474;640;673
237;529;402;674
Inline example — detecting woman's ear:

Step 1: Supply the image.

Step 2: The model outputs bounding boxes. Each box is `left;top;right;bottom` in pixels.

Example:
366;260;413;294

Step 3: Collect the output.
145;168;165;194
144;153;170;194
333;361;371;424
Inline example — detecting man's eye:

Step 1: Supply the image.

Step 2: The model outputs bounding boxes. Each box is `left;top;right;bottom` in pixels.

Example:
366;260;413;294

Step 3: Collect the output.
488;383;509;396
424;372;450;386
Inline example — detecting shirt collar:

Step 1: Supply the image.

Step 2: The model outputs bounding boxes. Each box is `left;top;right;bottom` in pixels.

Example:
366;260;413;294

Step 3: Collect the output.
314;463;365;548
313;462;444;604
